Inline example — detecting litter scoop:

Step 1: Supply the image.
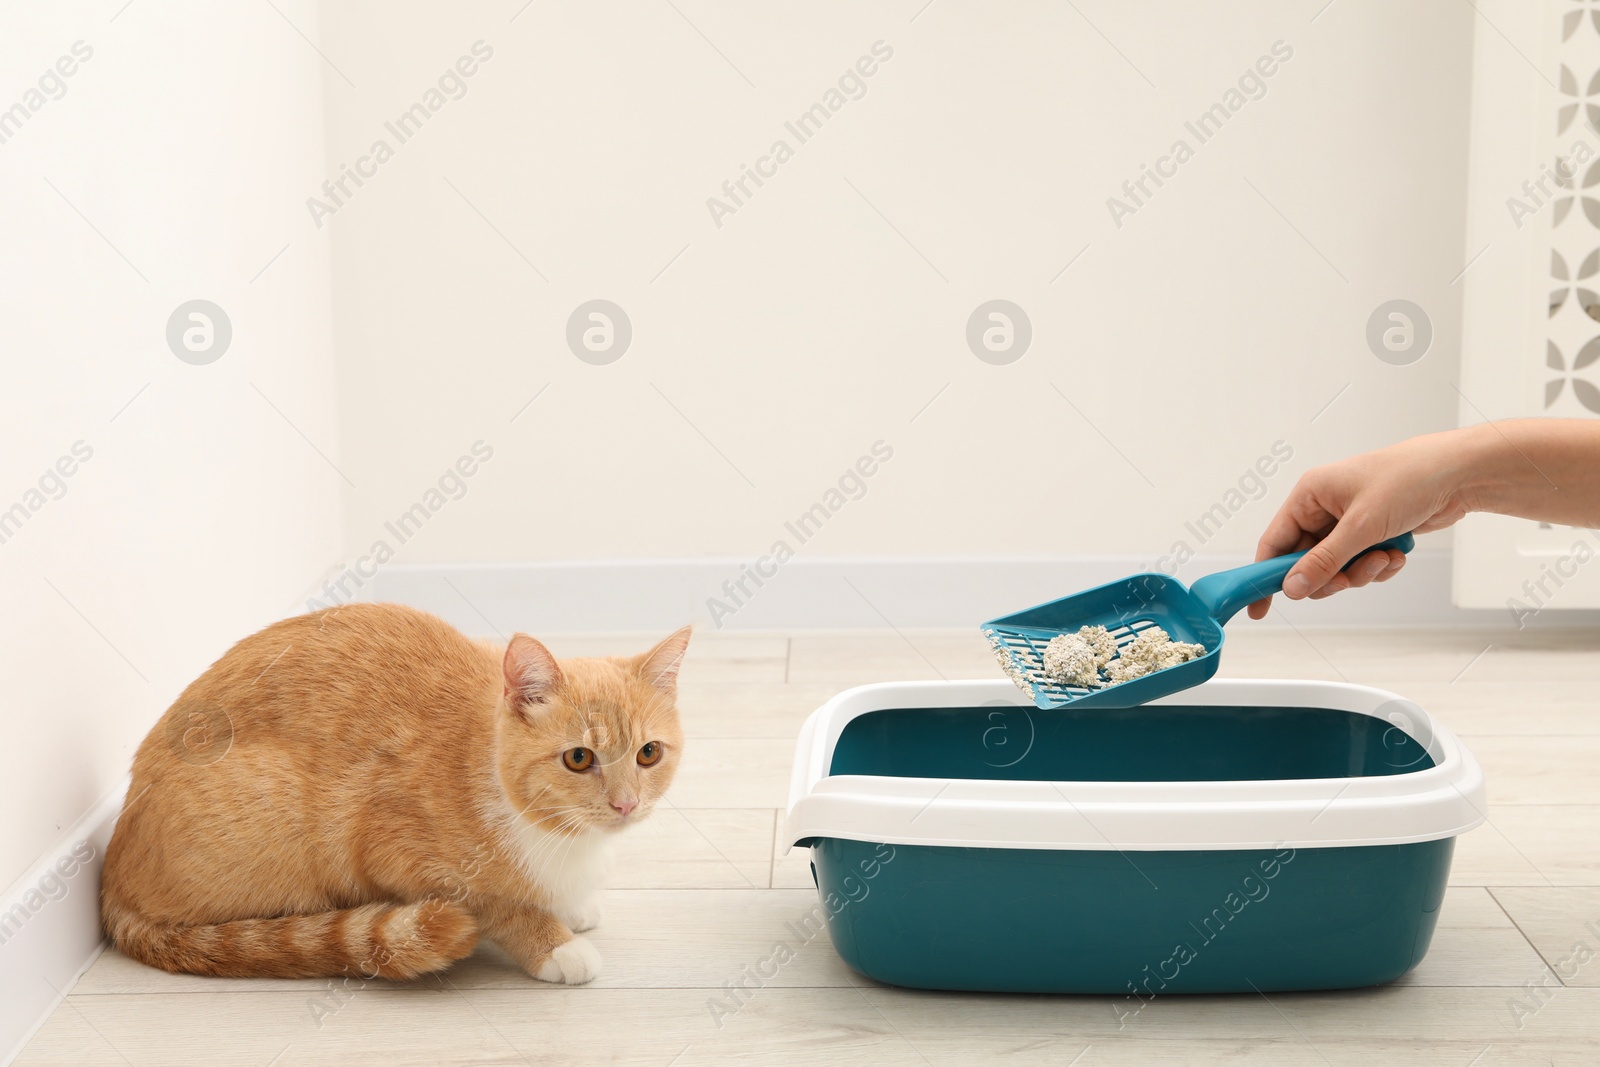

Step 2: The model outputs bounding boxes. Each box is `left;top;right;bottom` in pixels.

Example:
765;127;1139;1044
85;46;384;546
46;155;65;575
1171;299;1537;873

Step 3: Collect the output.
983;533;1415;710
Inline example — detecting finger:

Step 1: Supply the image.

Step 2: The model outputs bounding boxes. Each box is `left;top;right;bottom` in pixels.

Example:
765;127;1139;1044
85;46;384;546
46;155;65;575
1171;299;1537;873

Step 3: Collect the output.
1281;512;1388;599
1255;479;1335;562
1319;549;1407;596
1342;549;1394;590
1308;573;1351;599
1248;527;1319;619
1255;500;1324;563
1373;552;1407;584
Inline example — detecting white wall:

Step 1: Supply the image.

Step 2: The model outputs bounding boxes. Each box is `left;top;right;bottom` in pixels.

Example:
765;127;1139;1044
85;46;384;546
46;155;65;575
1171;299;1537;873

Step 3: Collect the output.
314;0;1474;582
0;0;1488;893
0;0;340;897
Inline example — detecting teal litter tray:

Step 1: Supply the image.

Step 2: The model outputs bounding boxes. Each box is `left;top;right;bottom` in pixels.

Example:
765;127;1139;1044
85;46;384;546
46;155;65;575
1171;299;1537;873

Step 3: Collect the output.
784;679;1486;995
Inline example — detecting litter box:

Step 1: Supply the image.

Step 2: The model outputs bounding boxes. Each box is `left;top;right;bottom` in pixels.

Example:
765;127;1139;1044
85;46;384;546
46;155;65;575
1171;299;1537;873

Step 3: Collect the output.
784;678;1485;995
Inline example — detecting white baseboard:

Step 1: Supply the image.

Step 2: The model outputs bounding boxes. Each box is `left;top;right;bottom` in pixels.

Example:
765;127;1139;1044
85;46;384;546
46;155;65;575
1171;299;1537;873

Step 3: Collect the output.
344;552;1600;634
0;777;125;1067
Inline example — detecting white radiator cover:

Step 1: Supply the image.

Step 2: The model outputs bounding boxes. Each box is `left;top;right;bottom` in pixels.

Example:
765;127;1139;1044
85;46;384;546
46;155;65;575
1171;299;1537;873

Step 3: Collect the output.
1456;0;1600;612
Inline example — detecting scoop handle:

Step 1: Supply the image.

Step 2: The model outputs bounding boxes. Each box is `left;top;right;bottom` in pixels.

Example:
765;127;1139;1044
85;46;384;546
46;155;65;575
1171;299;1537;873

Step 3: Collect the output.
1189;532;1416;626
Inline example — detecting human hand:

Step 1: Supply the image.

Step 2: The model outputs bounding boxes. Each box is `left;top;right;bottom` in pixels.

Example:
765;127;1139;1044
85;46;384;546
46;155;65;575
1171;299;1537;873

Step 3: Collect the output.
1246;433;1470;620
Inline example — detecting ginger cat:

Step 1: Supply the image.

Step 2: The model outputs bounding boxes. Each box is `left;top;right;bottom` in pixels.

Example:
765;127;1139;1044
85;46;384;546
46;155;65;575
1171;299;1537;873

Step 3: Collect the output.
100;602;689;984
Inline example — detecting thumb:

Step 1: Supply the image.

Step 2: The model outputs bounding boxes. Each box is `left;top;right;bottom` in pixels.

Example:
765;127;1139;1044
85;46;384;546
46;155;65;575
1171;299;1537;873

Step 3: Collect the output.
1281;514;1385;599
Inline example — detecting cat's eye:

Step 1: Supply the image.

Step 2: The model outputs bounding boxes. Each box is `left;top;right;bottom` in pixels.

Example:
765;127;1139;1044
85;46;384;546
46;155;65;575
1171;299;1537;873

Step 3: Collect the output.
637;741;663;766
562;747;594;772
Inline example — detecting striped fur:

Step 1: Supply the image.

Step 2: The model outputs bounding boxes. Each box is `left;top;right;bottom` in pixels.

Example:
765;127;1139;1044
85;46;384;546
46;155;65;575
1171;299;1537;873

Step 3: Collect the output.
103;899;478;979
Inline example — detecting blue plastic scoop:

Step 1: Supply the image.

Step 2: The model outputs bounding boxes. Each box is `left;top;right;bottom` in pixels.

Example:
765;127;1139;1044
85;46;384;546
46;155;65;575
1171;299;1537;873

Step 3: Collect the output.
982;533;1415;710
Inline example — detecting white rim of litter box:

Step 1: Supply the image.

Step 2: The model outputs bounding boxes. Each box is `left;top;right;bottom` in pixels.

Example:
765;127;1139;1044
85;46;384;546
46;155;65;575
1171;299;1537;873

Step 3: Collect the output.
784;679;1487;852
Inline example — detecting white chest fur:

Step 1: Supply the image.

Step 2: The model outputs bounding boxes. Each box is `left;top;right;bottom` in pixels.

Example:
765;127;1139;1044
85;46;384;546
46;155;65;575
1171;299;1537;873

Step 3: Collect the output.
500;819;612;919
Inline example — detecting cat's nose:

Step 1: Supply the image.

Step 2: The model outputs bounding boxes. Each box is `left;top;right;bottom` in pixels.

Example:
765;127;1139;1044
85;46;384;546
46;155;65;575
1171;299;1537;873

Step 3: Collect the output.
611;798;638;817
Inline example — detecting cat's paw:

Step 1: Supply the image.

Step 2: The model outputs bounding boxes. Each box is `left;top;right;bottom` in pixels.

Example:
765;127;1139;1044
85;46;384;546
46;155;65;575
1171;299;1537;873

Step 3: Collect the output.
534;937;602;985
559;898;602;933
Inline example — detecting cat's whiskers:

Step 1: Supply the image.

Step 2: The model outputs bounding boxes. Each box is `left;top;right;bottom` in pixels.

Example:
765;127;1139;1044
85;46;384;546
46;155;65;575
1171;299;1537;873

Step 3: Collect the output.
516;816;584;871
545;811;596;888
490;799;585;876
516;801;581;821
512;784;554;822
517;811;589;871
510;793;587;827
518;819;595;902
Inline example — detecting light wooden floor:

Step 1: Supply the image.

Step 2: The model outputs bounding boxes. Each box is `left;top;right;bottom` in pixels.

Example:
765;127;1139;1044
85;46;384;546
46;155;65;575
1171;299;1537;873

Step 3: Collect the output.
17;628;1600;1066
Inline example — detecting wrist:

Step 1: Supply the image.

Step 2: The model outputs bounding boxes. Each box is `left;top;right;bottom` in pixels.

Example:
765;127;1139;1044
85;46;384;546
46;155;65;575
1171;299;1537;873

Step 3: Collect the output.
1447;421;1524;515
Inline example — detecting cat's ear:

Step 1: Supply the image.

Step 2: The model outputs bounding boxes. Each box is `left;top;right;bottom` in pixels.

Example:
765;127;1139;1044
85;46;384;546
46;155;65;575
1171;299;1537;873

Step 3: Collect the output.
636;625;692;692
503;634;562;711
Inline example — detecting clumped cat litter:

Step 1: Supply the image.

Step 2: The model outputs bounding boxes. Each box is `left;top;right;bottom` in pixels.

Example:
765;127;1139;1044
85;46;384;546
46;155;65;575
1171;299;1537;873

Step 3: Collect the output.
994;624;1204;695
981;533;1416;711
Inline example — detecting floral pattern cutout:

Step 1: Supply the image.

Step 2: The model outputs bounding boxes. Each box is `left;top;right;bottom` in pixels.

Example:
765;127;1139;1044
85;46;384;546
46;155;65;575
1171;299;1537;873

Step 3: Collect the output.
1558;64;1600;133
1565;1;1600;42
1546;338;1600;411
1550;249;1600;320
1552;157;1580;226
1549;156;1600;229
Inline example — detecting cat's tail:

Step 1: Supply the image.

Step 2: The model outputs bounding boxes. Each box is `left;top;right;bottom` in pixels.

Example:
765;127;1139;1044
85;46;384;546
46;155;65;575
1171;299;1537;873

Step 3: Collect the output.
102;897;479;979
